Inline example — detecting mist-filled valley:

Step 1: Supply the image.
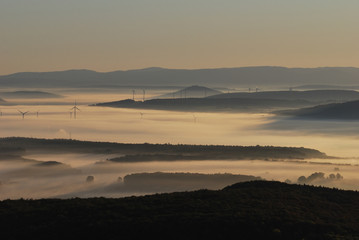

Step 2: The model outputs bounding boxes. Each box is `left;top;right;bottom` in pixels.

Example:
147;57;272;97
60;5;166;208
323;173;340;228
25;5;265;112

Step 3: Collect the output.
1;88;359;200
5;1;359;238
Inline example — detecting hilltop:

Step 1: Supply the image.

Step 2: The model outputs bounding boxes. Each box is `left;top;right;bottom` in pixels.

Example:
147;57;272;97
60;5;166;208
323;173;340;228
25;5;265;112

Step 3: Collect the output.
155;85;222;99
1;181;359;239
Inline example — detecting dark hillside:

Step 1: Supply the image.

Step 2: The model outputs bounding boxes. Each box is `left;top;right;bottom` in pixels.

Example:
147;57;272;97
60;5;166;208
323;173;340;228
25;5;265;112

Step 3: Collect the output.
279;100;359;120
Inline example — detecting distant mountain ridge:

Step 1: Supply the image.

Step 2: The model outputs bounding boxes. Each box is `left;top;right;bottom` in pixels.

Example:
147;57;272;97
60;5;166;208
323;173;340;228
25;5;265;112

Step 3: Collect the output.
0;91;63;99
2;66;359;88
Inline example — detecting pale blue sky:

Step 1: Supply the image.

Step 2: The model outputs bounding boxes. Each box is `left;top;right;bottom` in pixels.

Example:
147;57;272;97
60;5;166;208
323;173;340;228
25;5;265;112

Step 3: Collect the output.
1;0;359;74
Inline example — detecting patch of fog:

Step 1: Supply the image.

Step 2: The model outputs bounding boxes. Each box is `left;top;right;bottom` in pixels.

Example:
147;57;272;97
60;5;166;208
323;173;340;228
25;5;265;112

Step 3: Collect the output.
2;104;359;158
24;153;121;168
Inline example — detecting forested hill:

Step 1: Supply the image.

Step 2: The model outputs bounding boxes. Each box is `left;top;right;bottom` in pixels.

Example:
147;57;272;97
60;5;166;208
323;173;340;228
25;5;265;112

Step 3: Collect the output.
1;181;359;239
0;137;328;160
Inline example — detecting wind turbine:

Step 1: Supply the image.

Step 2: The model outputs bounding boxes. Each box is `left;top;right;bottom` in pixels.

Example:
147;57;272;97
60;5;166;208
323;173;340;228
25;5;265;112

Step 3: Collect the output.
18;110;29;119
192;114;197;123
36;110;40;118
70;101;80;119
140;112;144;119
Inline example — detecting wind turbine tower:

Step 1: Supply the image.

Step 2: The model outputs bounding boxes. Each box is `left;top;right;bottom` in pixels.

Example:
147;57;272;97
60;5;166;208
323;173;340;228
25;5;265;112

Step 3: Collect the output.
70;101;80;119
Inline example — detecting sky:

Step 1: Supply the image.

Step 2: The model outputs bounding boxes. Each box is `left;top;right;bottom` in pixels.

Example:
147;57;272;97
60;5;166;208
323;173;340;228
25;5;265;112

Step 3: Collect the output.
1;0;359;75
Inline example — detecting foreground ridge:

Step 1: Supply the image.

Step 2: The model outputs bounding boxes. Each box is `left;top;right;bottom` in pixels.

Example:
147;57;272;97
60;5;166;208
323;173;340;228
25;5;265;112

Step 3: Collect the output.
1;181;358;240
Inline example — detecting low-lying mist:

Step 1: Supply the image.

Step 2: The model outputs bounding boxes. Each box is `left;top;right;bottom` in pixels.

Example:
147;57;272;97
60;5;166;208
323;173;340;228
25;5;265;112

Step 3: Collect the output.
2;89;359;199
1;151;359;199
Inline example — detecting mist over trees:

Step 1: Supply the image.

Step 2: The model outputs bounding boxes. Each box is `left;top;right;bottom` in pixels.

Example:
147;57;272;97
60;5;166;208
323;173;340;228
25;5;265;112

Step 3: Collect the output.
297;172;343;185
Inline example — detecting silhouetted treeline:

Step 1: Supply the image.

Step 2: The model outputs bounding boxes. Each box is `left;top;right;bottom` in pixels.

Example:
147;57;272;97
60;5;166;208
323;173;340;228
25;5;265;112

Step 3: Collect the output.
0;137;328;160
1;181;359;239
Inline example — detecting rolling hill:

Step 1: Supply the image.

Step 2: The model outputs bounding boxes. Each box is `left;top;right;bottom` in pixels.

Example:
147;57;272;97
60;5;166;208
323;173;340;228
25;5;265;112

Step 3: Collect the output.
155;85;222;99
93;90;359;113
209;90;359;103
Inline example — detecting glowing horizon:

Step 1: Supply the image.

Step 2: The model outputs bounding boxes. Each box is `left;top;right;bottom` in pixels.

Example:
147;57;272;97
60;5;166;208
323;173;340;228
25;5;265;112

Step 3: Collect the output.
1;0;359;75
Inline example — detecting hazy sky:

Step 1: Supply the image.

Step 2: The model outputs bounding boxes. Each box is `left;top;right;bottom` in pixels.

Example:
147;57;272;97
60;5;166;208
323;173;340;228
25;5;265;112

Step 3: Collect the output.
1;0;359;75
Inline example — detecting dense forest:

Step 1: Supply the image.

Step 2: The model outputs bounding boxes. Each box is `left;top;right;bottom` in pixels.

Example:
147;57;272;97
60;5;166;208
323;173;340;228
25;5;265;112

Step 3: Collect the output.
1;181;358;239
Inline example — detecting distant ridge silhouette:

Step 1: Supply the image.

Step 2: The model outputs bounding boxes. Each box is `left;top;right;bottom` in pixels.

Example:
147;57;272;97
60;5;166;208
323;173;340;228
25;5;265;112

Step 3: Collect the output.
0;91;63;99
279;100;359;120
2;66;359;88
209;90;359;102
